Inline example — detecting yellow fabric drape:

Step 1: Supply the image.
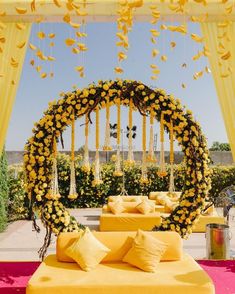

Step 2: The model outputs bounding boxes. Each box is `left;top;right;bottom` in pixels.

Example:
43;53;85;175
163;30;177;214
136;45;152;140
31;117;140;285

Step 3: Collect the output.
0;23;31;154
201;22;235;161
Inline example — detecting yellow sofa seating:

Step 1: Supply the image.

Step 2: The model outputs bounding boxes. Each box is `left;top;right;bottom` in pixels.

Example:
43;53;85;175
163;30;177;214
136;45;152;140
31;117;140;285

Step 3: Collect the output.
27;231;214;294
103;200;156;213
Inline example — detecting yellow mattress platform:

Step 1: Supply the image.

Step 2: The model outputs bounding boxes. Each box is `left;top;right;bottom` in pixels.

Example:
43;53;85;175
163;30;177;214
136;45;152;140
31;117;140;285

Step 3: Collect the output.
27;231;214;294
99;212;161;231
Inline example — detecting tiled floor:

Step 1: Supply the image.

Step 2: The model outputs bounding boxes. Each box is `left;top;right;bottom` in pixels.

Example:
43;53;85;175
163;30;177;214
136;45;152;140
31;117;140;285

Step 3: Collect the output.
0;208;234;261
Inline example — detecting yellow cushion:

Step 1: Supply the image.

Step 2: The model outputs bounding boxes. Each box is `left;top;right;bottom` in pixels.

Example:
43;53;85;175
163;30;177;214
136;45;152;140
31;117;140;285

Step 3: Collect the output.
164;199;178;213
56;231;182;262
108;195;148;202
108;195;123;203
123;230;168;272
136;200;154;214
65;228;110;271
108;202;125;214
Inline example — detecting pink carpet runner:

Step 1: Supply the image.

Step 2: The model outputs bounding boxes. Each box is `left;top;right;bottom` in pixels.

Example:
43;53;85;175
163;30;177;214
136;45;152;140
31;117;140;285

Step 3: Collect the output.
0;260;235;294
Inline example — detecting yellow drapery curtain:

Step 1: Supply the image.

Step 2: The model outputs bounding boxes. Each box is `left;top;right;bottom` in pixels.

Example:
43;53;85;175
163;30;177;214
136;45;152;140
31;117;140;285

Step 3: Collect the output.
201;22;235;161
0;23;31;154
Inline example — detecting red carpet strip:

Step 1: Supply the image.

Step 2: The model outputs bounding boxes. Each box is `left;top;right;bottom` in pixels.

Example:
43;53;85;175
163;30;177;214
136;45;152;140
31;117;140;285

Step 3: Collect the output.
0;260;235;294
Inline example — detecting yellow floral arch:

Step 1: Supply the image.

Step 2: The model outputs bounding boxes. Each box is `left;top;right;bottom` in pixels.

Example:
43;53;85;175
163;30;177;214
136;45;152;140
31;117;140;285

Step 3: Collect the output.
24;79;211;256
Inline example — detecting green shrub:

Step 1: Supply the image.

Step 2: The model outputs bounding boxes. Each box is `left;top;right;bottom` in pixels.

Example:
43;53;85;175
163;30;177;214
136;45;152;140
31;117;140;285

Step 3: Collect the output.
7;153;235;217
7;165;30;222
0;149;8;232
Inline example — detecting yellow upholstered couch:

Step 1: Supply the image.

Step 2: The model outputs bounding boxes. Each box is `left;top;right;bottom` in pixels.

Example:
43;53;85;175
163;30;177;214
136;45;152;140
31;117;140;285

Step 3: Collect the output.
100;195;161;231
149;191;225;232
27;231;214;294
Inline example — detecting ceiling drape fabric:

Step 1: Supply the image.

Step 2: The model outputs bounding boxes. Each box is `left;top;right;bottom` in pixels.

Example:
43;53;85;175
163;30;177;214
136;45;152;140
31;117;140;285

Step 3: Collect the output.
0;23;31;154
201;22;235;161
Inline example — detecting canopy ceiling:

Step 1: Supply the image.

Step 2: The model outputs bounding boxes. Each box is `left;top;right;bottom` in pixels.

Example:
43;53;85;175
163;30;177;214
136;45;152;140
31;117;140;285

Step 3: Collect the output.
1;0;235;22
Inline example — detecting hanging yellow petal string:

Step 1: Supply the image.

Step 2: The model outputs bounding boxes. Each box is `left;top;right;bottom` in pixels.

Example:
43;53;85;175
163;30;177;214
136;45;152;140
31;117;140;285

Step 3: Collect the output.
68;111;78;200
141;114;148;184
92;107;102;186
103;98;112;151
114;98;123;176
127;99;134;163
82;112;90;172
158;112;167;177
169;119;175;193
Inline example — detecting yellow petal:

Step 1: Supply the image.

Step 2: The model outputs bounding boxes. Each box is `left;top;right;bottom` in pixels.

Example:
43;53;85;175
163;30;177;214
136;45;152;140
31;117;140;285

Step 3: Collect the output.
160;24;168;30
152;69;160;74
47;56;56;61
150;64;157;69
168;25;187;34
225;4;233;14
50;72;54;78
15;23;26;30
37;31;46;39
63;14;71;23
205;66;211;73
31;0;36;12
80;72;85;78
17;41;26;49
192;51;202;61
36;66;42;72
0;37;6;43
150;29;160;37
41;73;47;79
48;33;55;39
191;33;204;43
78;43;88;51
220;72;229;78
221;51;231;60
11;80;15;85
161;55;167;62
151;37;156;44
29;43;37;51
151;76;157;80
182;83;186;88
152;49;159;57
72;47;80;54
70;22;81;29
65;38;76;46
114;67;123;74
15;7;27;14
75;66;84;72
118;51;127;61
170;41;176;48
35;17;44;23
76;32;87;38
49;42;55;47
30;59;35;66
53;0;62;7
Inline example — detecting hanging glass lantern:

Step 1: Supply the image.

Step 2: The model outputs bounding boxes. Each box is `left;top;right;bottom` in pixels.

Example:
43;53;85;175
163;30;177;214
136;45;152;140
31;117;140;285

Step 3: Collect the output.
169;119;175;193
147;108;157;163
140;114;148;184
127;99;135;164
103;98;112;151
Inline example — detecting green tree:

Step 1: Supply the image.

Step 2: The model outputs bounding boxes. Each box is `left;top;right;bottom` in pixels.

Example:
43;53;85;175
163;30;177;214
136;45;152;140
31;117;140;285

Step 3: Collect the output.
0;148;9;232
210;141;231;151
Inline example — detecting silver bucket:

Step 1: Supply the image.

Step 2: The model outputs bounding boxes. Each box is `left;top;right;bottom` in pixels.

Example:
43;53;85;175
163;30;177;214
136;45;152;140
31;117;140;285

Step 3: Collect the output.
206;223;231;260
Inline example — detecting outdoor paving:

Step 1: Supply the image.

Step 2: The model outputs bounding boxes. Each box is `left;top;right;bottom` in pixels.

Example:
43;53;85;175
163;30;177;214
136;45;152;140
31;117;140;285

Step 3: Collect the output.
0;208;235;261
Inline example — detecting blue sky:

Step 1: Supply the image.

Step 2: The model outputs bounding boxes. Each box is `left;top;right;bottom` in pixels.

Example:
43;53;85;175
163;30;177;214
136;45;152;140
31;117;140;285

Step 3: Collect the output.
6;21;228;151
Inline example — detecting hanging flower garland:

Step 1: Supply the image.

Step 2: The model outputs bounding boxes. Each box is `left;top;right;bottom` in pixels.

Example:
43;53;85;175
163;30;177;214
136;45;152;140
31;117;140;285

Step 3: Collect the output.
147;107;156;163
140;114;148;184
114;98;123;177
24;79;211;256
158;112;167;177
82;113;90;172
127;98;135;164
169;119;175;193
68;111;78;200
92;106;103;186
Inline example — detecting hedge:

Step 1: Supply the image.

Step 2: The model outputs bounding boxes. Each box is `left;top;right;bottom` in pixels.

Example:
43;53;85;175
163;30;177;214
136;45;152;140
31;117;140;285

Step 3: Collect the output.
6;153;235;217
0;149;9;232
